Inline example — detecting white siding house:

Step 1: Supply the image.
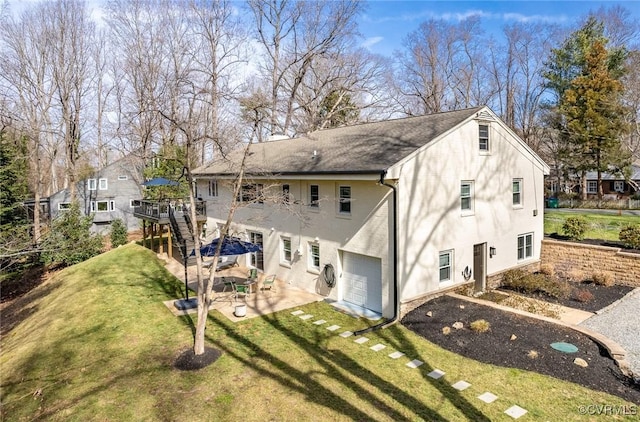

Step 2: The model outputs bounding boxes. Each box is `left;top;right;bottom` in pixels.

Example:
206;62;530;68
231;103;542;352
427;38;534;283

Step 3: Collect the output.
193;107;549;319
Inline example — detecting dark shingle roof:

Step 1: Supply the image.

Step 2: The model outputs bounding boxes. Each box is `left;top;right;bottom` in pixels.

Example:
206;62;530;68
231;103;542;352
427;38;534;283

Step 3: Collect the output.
195;107;483;176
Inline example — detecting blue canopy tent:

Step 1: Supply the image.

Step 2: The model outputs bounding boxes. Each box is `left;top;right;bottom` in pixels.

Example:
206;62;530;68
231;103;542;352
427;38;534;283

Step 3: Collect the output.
142;177;179;186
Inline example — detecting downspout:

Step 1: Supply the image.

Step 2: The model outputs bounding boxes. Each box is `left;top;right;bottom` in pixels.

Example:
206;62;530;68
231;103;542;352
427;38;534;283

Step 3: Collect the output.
353;170;399;335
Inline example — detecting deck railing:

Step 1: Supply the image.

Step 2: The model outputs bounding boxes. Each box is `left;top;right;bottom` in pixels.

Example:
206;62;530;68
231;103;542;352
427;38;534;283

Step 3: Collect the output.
134;199;206;220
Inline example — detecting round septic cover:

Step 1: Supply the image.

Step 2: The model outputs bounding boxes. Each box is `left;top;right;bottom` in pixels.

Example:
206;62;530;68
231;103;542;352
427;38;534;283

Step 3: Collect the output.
550;342;579;353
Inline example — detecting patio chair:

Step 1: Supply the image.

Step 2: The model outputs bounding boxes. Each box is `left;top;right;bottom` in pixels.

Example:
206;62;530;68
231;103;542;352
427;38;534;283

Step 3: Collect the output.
261;274;276;294
247;268;258;283
221;277;234;293
233;282;251;302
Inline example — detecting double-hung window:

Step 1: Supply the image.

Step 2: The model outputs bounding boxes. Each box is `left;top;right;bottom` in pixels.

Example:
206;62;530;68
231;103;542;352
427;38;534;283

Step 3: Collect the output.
513;179;523;206
460;181;474;213
338;186;351;214
208;180;218;197
88;179;97;191
517;233;534;260
587;181;597;194
281;237;292;265
439;250;453;283
240;184;264;204
99;178;108;190
309;184;319;208
614;181;624;193
282;184;291;205
479;124;489;151
308;242;320;272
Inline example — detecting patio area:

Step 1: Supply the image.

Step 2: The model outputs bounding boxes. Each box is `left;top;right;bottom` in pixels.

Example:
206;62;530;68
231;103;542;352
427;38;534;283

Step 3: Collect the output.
160;254;324;322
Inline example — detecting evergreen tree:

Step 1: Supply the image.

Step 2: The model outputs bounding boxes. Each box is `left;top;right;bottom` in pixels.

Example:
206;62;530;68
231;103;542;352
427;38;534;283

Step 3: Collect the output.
109;219;128;248
40;202;103;267
0;132;29;227
318;90;359;129
544;17;630;199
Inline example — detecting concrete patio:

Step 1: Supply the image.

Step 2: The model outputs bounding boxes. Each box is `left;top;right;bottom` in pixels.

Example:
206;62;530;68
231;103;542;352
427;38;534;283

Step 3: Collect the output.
160;254;324;322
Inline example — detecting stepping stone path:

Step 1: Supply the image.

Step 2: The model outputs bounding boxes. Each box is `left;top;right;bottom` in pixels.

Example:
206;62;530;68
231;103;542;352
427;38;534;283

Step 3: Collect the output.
289;308;528;419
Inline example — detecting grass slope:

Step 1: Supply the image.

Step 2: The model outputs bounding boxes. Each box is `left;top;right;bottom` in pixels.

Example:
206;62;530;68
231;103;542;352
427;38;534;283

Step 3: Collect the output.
1;244;636;421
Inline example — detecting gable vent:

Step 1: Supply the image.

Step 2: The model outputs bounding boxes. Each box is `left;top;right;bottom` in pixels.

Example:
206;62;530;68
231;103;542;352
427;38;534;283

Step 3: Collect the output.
475;110;495;121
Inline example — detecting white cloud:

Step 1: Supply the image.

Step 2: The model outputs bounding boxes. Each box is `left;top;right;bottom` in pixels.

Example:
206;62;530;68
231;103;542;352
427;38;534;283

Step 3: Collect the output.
361;36;384;50
364;8;568;25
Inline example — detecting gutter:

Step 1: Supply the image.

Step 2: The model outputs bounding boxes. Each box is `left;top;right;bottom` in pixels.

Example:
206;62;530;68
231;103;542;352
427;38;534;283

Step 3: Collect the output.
353;170;399;335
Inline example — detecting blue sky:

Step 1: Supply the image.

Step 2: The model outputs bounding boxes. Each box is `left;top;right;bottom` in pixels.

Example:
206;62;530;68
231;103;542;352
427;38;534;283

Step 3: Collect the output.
359;1;640;55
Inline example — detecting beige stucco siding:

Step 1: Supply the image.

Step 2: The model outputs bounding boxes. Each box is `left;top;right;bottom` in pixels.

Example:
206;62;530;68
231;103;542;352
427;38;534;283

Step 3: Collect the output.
197;178;394;316
393;118;547;301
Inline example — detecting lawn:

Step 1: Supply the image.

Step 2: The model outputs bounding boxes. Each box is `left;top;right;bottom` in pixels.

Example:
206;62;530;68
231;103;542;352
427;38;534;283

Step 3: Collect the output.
1;244;636;421
544;210;639;242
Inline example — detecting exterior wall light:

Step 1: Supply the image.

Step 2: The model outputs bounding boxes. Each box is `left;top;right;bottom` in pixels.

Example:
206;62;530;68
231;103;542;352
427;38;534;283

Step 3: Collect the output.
490;247;496;258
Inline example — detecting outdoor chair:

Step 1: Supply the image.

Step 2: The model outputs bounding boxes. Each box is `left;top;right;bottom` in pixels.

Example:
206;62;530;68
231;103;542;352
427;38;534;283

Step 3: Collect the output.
261;274;276;294
233;283;251;302
247;268;258;283
221;277;234;293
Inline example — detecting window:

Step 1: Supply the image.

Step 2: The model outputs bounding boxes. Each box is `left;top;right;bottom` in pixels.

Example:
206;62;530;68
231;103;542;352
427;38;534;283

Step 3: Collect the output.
460;181;474;212
249;232;264;270
517;233;534;260
587;181;597;194
479;124;489;151
512;179;522;206
309;184;319;208
130;199;141;208
281;237;292;265
614;181;625;193
91;200;115;212
99;178;108;190
88;179;97;191
58;202;71;210
208;180;218;197
239;184;264;204
308;242;320;272
118;175;128;181
281;184;291;205
338;186;351;214
439;250;453;283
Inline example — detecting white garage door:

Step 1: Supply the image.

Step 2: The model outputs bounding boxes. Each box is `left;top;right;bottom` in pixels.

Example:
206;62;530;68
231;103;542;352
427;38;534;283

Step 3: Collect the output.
342;252;382;313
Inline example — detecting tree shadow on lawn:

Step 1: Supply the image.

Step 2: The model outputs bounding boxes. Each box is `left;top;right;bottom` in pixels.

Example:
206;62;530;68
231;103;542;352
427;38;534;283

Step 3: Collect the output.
200;308;490;421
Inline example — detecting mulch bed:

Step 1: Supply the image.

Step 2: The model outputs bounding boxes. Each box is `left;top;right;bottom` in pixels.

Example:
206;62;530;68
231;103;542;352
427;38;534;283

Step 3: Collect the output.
402;295;640;404
499;282;635;312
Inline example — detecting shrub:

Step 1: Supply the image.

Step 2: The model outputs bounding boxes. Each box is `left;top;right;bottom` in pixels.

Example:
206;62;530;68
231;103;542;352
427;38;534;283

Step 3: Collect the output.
502;269;528;288
110;219;128;248
619;224;640;249
541;279;571;299
562;216;588;240
470;319;491;333
574;288;594;303
539;264;555;277
592;271;615;287
40;202;103;267
566;268;586;283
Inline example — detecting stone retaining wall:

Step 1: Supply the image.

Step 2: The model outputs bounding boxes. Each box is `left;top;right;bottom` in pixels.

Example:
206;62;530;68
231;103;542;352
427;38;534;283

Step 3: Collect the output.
540;239;640;288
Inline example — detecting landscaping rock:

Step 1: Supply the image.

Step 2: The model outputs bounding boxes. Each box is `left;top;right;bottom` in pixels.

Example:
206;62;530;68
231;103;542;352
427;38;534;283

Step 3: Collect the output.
426;311;433;317
452;321;463;330
510;334;517;341
574;358;589;368
442;326;451;335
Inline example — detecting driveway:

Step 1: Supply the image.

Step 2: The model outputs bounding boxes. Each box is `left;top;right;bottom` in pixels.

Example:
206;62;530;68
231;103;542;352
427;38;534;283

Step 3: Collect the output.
579;288;640;382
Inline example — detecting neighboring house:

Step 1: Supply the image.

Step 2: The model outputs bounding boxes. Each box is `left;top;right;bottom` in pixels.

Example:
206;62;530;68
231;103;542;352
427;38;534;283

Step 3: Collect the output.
584;164;640;198
193;106;549;318
48;153;144;234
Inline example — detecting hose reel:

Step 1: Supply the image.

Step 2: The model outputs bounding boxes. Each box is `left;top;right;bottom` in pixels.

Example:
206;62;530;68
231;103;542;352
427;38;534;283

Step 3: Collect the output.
322;263;336;288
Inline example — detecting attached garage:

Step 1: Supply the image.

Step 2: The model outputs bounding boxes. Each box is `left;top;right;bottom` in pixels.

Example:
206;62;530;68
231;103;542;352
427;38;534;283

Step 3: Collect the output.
341;251;383;313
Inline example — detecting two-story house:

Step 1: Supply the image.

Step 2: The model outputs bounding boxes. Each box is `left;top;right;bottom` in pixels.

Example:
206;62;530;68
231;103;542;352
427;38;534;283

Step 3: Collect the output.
193;106;549;319
48;153;144;234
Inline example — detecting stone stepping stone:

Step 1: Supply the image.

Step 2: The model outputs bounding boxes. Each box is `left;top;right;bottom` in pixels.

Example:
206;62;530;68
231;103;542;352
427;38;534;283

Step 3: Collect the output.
477;392;498;404
504;405;528;419
291;310;304;316
406;359;424;369
313;319;327;325
370;343;386;352
388;351;405;359
427;369;445;379
451;380;471;391
339;331;353;338
354;337;370;344
299;314;313;320
326;325;341;331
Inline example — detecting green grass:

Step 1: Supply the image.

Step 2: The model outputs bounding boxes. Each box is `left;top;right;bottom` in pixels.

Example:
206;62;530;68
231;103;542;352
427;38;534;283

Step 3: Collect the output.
1;244;636;421
544;210;639;242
